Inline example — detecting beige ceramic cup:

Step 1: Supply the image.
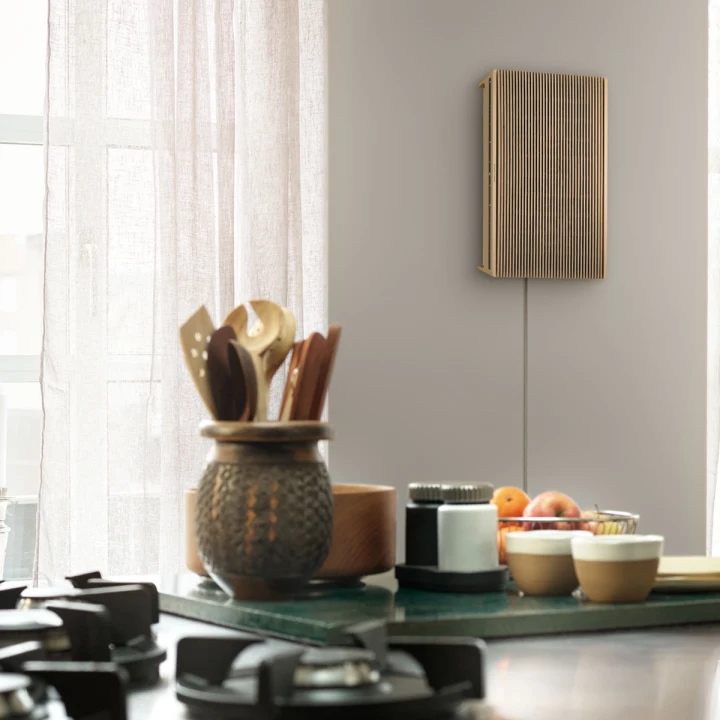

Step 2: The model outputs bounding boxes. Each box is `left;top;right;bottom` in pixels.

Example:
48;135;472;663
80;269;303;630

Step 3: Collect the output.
571;535;664;603
506;530;592;596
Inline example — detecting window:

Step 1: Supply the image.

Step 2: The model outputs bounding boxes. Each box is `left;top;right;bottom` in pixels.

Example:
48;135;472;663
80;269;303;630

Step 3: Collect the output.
0;0;48;578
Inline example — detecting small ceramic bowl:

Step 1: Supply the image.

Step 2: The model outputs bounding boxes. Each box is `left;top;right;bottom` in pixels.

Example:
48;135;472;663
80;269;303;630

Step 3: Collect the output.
571;534;664;603
506;530;592;596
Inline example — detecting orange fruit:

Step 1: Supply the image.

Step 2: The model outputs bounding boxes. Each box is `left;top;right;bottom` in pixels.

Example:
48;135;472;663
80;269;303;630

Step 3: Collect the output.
498;525;524;564
498;521;523;530
491;487;531;519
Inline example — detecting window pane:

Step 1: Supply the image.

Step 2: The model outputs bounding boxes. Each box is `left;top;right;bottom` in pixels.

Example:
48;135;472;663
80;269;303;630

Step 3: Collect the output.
0;145;43;236
0;0;48;115
3;500;37;580
2;382;41;410
0;145;44;355
5;403;41;496
107;148;155;354
1;384;41;580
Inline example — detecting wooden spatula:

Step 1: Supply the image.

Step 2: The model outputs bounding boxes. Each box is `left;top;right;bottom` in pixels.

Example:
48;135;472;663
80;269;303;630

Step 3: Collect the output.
309;324;342;421
179;306;217;417
290;333;327;421
228;340;258;421
206;326;237;421
279;341;303;421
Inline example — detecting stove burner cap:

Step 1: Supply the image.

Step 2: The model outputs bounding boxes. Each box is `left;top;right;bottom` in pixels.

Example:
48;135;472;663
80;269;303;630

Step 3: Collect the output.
0;674;32;694
0;609;70;654
0;609;64;633
0;673;35;717
294;647;380;689
17;586;79;610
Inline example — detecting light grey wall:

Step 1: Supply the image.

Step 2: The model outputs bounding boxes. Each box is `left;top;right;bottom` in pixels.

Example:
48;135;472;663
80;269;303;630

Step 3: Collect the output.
328;0;708;556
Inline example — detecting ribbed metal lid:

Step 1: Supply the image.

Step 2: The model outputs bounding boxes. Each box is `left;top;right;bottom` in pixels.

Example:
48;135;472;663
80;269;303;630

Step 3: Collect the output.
442;483;494;504
408;483;444;503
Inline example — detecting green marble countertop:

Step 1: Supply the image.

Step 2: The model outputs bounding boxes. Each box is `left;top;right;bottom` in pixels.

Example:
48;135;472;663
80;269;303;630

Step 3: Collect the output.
157;573;720;645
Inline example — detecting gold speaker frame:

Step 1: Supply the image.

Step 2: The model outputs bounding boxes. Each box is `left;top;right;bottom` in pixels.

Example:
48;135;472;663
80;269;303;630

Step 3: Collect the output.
478;69;608;279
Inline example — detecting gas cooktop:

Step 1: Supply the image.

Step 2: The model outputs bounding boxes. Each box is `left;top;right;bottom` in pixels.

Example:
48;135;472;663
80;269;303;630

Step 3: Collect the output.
0;571;165;718
175;620;486;719
0;573;486;719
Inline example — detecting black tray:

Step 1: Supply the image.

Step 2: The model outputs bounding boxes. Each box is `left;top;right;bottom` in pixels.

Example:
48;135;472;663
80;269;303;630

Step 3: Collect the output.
395;564;508;594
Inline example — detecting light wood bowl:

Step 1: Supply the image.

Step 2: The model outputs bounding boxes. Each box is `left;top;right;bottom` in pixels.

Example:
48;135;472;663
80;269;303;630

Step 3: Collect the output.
184;488;209;577
315;484;396;581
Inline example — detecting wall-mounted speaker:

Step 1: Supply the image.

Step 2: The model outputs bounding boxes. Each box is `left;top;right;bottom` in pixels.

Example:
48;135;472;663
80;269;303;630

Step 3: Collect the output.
478;69;608;279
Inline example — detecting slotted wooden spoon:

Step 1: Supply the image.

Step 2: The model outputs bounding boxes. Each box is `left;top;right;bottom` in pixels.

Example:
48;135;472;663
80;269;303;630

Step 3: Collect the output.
179;306;217;417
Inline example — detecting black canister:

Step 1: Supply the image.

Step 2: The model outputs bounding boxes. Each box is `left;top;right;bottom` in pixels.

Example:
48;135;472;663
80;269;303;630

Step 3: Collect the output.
405;483;443;567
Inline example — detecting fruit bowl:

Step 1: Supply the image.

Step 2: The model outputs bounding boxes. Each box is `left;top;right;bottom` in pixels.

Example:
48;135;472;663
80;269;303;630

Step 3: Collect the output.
500;510;639;535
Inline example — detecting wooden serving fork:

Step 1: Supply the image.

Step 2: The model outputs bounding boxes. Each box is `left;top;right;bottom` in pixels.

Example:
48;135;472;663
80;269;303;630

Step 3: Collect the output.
224;300;296;420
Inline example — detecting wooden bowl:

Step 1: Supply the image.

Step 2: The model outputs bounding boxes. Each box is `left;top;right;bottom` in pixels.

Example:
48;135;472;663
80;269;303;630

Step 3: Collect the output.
184;488;209;577
315;484;396;581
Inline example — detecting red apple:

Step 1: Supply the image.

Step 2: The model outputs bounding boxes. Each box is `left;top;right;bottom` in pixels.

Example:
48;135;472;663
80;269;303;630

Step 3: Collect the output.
523;491;581;530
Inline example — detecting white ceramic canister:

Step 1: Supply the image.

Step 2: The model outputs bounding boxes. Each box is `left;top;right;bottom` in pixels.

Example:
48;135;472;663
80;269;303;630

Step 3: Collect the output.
437;483;497;572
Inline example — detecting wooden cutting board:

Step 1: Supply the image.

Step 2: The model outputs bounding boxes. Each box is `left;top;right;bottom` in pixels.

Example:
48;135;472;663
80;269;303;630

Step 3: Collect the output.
654;576;720;592
654;556;720;592
657;556;720;577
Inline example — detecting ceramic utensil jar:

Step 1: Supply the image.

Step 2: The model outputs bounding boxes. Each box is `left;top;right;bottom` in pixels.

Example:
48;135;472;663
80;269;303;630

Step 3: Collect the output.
438;483;497;572
195;421;334;601
405;483;444;567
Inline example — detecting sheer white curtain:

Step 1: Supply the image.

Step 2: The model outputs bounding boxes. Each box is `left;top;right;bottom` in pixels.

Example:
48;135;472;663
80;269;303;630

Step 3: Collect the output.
37;0;326;581
711;0;719;553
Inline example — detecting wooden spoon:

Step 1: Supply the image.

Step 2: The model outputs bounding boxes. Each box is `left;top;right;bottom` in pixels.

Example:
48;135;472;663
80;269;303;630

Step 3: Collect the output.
255;303;296;417
259;304;296;378
223;300;296;420
206;326;237;421
223;304;250;345
228;340;258;421
224;300;285;356
179;306;217;417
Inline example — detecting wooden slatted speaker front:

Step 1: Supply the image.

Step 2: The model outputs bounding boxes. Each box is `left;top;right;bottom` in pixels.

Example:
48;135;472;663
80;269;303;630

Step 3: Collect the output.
478;69;608;279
